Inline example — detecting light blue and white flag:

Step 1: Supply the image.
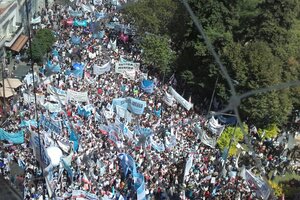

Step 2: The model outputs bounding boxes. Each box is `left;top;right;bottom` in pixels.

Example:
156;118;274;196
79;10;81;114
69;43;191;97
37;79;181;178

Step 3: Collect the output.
150;137;165;152
184;154;194;181
127;97;146;115
141;79;154;94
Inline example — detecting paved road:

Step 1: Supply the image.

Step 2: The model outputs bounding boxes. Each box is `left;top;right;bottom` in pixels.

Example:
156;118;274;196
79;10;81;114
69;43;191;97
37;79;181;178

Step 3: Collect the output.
0;176;22;200
12;63;31;80
0;61;31;81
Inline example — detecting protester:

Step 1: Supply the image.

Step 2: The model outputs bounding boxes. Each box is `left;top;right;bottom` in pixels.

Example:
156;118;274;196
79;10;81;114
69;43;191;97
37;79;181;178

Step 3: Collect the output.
0;1;298;200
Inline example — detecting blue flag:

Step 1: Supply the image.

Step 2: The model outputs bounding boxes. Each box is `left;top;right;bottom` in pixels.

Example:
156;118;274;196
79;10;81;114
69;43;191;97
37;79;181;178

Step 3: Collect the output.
47;60;61;73
141;79;154;94
77;106;92;118
0;128;24;144
71;36;81;44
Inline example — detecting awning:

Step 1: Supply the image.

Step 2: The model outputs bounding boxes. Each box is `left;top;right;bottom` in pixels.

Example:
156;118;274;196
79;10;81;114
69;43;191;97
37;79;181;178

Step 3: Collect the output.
3;78;23;89
10;35;28;52
0;87;16;98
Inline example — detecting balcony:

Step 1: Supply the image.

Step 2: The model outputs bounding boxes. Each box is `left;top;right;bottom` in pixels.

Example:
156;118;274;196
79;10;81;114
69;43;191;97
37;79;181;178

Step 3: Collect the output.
4;24;24;47
0;34;5;47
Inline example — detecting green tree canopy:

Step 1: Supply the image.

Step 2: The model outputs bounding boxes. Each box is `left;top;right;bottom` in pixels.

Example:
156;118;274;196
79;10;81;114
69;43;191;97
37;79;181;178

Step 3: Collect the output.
139;34;175;74
123;0;177;35
123;0;300;127
217;124;247;156
29;29;55;63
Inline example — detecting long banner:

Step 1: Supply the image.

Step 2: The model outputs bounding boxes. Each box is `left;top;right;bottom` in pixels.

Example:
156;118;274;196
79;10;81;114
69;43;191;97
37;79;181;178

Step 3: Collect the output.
23;93;45;105
30;131;51;167
43;102;62;113
93;62;111;75
47;85;67;104
127;97;146;115
184;154;194;181
40;115;62;135
169;86;193;110
112;97;146;115
115;62;139;74
71;190;99;200
245;170;271;200
67;89;89;102
0;128;24;144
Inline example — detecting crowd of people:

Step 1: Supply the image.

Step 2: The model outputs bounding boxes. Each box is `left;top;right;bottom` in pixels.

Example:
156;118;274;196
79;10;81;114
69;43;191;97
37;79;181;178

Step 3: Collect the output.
0;0;299;200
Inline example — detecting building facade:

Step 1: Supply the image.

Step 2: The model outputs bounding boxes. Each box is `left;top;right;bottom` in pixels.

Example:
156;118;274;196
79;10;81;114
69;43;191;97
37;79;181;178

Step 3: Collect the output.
0;0;41;62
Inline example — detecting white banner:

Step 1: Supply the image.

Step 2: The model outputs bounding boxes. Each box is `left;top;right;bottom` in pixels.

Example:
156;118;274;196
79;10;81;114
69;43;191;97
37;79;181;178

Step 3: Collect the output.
169;86;193;110
103;109;114;119
162;92;175;107
93;0;103;5
107;39;117;50
67;89;89;102
201;130;217;148
123;70;136;80
72;190;99;200
24;73;39;85
207;117;225;136
43;102;62;113
81;4;94;12
115;62;139;74
184;154;194;181
49;95;66;105
23;93;45;105
193;125;216;148
57;140;71;153
93;62;111;75
47;86;67;104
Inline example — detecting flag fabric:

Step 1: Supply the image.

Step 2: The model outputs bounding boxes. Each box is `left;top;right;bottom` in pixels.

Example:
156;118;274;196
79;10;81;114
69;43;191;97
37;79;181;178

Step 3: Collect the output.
68;125;79;152
184;154;194;181
207;117;225;136
0;128;24;144
82;173;91;185
141;79;154;94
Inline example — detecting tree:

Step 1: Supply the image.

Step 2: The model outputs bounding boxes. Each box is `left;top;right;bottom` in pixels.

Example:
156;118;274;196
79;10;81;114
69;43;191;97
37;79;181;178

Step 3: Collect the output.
29;29;55;63
239;0;300;44
139;34;175;75
123;0;177;35
217;124;247;156
123;0;300;127
223;41;293;126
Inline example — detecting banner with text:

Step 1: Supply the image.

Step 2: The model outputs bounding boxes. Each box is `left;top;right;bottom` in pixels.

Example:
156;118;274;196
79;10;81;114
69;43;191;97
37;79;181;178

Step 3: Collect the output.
67;89;89;102
40;115;62;135
115;62;139;74
127;97;146;115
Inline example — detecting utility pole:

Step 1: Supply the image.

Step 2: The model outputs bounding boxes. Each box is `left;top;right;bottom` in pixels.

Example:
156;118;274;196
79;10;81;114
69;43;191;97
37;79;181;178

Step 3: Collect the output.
2;49;6;117
26;0;44;191
208;75;219;114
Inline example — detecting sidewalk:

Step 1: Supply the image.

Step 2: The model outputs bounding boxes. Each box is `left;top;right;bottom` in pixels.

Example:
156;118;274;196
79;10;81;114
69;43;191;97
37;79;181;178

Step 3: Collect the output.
0;59;31;81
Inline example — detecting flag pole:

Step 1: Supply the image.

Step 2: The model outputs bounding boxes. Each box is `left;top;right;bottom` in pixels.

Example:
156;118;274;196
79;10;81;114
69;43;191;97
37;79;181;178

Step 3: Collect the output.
208;75;219;114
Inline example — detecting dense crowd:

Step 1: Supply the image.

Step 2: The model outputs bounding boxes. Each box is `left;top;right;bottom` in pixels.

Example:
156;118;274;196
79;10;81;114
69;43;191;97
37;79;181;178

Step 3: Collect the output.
0;1;299;200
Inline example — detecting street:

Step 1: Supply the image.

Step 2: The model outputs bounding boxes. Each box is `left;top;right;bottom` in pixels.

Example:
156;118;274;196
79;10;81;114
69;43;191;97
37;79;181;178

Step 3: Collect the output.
0;176;22;200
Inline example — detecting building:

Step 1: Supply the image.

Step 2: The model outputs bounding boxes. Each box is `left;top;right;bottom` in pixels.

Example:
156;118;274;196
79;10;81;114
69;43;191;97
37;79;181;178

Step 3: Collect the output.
0;0;41;62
